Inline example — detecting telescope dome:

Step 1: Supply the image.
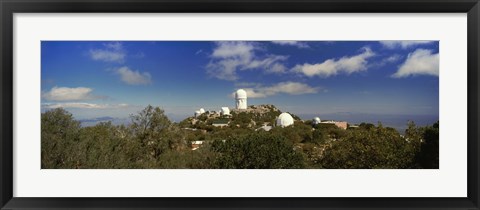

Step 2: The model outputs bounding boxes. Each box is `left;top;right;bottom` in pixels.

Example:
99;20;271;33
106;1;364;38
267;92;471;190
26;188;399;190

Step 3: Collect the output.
235;89;247;99
276;112;294;127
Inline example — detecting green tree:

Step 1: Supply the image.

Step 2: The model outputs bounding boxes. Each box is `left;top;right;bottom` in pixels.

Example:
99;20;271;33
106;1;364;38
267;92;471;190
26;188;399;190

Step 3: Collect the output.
312;129;328;145
320;125;413;169
359;122;375;130
211;132;305;169
77;122;126;168
178;117;194;128
405;121;423;143
230;112;252;128
415;121;439;168
41;108;81;168
312;123;346;142
130;105;171;140
130;105;182;160
157;146;217;169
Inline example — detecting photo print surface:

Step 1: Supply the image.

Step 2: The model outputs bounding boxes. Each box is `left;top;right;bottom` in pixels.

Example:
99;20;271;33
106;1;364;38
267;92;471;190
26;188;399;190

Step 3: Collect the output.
41;41;439;169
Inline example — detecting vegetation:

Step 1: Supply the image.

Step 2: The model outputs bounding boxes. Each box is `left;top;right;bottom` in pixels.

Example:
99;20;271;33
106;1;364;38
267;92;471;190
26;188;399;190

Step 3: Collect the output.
211;132;305;169
319;124;414;169
41;105;439;169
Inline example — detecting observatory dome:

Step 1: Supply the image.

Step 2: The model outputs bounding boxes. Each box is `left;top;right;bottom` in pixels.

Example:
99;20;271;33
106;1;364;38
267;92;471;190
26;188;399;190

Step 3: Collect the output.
235;89;248;109
235;89;247;99
199;108;205;114
276;112;294;127
194;110;201;117
313;117;321;125
221;107;230;115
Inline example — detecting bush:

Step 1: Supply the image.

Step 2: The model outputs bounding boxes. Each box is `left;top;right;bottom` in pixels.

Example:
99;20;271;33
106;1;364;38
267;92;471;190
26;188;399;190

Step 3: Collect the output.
320;125;413;169
211;132;305;169
41;108;81;168
414;121;439;168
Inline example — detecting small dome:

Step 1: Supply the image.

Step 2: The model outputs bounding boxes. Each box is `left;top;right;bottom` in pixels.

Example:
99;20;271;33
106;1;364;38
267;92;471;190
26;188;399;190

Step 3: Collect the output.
235;89;247;99
194;110;201;117
221;107;230;115
276;112;294;127
199;108;205;114
313;117;321;124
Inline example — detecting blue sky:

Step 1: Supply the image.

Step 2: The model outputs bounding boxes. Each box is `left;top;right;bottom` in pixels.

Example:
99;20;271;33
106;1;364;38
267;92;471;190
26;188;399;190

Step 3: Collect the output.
41;41;439;122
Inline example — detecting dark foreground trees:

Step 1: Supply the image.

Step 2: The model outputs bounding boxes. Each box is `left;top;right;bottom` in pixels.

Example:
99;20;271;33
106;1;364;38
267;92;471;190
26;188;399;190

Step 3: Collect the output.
211;132;305;169
412;121;439;169
41;108;81;168
319;124;414;169
41;106;188;168
318;121;439;169
41;106;439;169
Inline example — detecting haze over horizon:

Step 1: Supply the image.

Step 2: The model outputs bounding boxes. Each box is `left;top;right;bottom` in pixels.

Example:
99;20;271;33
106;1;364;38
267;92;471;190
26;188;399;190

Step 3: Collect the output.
42;41;439;127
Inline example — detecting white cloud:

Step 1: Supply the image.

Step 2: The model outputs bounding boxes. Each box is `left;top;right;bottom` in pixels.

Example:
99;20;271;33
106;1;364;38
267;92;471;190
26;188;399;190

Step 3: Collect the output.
42;103;130;109
211;41;255;59
234;81;320;98
244;55;288;72
90;49;125;62
380;41;434;49
104;42;123;51
292;47;375;77
42;86;102;101
206;41;289;80
89;42;126;62
268;63;287;74
271;41;309;48
116;66;152;85
370;54;403;68
392;49;439;78
384;54;403;63
206;59;241;81
240;89;269;98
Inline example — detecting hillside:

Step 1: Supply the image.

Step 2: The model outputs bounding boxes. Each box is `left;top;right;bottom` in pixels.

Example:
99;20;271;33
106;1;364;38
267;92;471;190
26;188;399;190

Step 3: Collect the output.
178;104;301;130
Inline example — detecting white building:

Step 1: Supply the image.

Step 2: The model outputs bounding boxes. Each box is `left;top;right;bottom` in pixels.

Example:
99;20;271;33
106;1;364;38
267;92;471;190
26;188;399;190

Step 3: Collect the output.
235;89;247;110
194;110;201;118
276;112;294;127
220;107;230;116
313;117;321;125
194;108;206;118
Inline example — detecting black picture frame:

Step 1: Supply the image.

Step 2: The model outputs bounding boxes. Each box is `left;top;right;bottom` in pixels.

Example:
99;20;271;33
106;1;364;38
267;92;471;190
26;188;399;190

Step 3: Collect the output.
1;0;479;209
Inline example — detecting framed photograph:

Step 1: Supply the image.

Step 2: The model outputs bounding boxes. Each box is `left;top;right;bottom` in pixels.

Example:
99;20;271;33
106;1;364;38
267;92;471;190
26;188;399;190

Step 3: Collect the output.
1;0;479;209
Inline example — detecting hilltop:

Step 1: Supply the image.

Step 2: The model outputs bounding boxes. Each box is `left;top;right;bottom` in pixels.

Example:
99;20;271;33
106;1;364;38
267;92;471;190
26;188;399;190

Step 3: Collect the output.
178;104;301;130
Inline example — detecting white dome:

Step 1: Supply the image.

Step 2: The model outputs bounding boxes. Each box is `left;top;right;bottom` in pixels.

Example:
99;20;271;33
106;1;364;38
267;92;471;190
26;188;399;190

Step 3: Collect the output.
194;110;201;117
313;117;321;124
235;89;247;99
199;108;205;114
276;112;294;127
221;107;230;115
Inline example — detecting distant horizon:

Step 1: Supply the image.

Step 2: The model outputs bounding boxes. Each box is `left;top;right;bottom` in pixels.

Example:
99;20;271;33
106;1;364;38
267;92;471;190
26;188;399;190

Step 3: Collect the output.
42;41;439;122
73;106;439;121
72;103;438;134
